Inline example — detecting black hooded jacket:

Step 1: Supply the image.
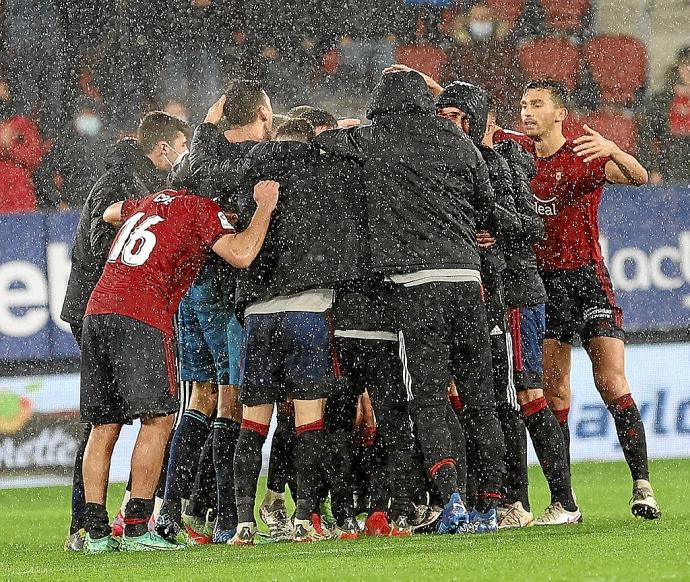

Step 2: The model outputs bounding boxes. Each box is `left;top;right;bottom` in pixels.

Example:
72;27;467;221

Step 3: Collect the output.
234;140;365;317
60;139;167;326
494;139;547;306
437;81;522;297
316;71;494;275
438;80;546;306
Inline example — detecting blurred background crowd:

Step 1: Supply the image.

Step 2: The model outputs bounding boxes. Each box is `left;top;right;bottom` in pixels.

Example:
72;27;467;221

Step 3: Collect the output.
0;0;689;213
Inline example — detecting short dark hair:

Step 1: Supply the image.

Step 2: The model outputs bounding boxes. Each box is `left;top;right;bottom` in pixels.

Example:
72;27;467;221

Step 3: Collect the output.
523;79;570;108
275;118;315;143
223;79;269;127
287;105;314;118
296;107;337;130
137;112;191;154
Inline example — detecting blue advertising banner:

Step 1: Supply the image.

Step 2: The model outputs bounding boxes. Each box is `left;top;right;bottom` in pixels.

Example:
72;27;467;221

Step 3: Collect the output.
599;185;690;330
0;212;79;361
0;185;689;362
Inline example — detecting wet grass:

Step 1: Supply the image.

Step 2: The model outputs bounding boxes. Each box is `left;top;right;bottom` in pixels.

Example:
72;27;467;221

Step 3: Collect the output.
1;459;688;581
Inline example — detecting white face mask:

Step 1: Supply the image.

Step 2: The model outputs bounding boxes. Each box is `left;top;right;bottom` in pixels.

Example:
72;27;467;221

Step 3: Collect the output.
75;113;102;137
469;20;494;41
164;144;188;168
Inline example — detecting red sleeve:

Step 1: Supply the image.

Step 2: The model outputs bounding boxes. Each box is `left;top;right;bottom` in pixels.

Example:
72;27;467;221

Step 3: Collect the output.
121;198;138;222
582;156;611;191
493;129;534;152
194;198;236;247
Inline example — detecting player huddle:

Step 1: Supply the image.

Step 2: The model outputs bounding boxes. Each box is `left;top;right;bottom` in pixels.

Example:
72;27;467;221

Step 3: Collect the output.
61;66;661;554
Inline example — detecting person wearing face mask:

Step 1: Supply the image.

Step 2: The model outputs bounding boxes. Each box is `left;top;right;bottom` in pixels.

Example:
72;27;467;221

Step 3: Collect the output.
61;111;191;552
447;3;524;125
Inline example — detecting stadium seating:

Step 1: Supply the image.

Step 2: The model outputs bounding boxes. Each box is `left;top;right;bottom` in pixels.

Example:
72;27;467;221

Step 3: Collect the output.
539;0;591;31
488;0;527;27
578;110;638;153
583;35;647;106
394;44;449;81
518;37;581;91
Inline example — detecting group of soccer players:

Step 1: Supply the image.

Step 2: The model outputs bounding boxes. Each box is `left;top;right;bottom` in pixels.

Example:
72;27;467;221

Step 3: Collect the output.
62;63;662;555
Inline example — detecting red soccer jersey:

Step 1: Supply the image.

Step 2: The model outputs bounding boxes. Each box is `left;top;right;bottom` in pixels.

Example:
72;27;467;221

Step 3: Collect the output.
494;130;610;271
86;189;235;335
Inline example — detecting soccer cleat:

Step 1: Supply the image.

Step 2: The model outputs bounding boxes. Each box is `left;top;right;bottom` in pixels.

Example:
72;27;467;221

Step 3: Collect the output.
259;501;293;541
64;528;86;552
498;502;534;529
390;515;412;537
111;511;125;538
467;508;498;533
364;511;392;536
230;522;256;546
436;493;469;534
83;533;120;554
411;504;443;533
182;513;212;545
334;517;360;540
155;513;196;546
534;502;582;526
121;531;182;552
630;479;661;520
213;524;237;544
293;514;331;543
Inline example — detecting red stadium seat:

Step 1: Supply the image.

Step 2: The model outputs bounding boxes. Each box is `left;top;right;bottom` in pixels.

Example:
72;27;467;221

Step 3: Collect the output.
518;37;580;91
488;0;527;26
539;0;591;31
577;110;638;153
395;44;449;82
583;35;647;106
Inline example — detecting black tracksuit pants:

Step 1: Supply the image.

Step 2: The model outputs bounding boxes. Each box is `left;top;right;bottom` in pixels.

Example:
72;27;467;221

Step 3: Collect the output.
390;281;506;500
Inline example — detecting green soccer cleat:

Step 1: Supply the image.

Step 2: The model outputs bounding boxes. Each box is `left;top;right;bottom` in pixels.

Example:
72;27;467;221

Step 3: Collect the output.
121;531;183;552
83;533;120;555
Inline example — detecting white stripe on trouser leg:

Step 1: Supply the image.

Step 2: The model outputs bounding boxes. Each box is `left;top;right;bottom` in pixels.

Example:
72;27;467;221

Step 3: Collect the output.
397;331;414;402
504;329;519;412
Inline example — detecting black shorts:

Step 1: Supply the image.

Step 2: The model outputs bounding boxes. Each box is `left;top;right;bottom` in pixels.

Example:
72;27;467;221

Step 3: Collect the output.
541;262;625;347
80;314;179;425
239;311;338;406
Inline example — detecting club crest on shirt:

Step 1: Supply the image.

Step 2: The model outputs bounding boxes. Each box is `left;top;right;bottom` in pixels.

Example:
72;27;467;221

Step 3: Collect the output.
555;171;563;181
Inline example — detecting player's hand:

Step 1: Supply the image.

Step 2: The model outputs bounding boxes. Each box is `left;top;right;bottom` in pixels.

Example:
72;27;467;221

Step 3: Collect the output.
476;230;496;248
573;124;620;162
204;94;227;125
253;180;279;211
337;118;361;129
383;64;443;96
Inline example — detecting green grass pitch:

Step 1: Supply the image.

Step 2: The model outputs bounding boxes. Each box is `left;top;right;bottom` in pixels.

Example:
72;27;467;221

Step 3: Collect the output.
1;459;688;581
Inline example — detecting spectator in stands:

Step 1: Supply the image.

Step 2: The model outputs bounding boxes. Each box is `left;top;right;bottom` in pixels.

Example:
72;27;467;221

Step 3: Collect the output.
0;115;51;213
446;2;524;124
49;103;109;209
403;0;455;43
331;0;403;93
643;46;690;185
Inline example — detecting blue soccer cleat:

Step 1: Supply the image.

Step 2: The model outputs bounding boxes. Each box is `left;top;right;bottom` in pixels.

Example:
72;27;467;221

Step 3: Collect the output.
436;492;469;534
467;508;498;533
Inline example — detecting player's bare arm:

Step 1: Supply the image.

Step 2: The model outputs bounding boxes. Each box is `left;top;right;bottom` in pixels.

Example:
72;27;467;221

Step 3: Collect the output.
212;180;280;269
103;201;125;226
573;124;649;186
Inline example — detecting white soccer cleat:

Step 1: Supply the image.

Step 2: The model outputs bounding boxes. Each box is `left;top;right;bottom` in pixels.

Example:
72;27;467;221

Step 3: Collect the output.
630;479;661;520
498;501;534;529
534;502;582;526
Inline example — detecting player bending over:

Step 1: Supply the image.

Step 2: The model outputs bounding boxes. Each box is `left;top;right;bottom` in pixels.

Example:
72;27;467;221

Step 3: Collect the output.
78;181;279;554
